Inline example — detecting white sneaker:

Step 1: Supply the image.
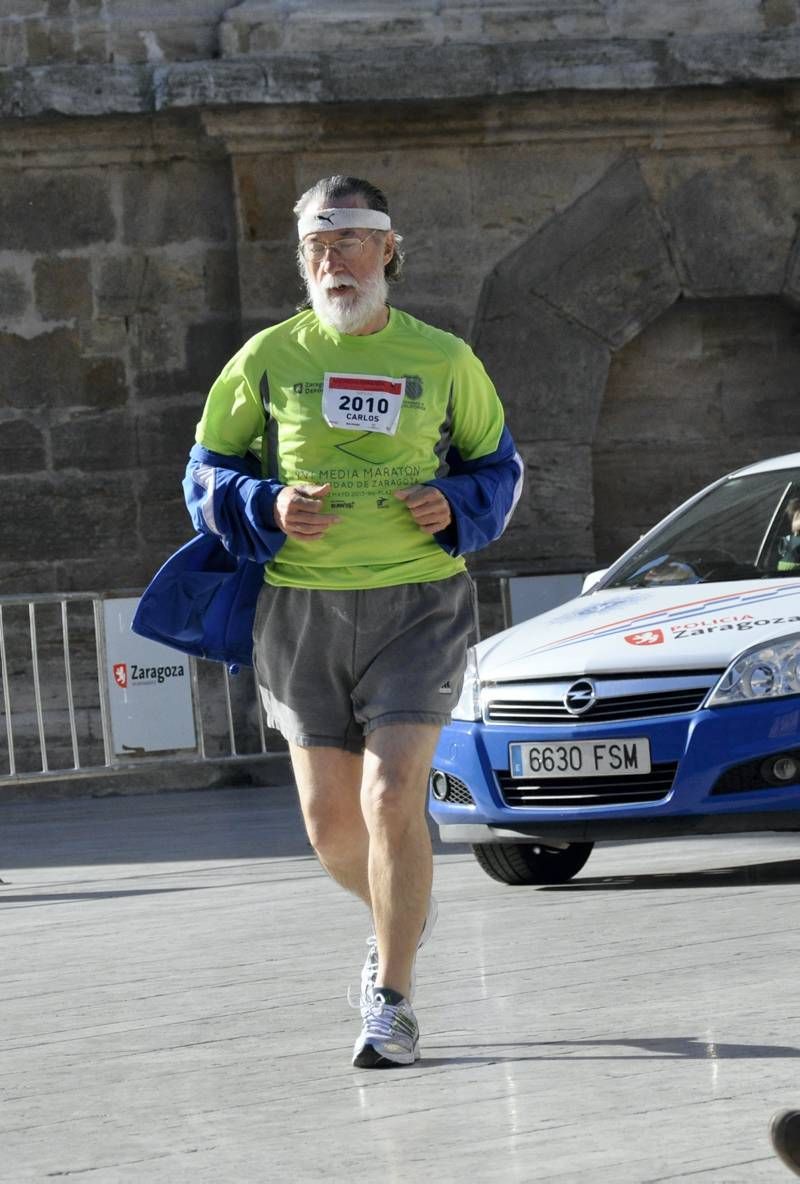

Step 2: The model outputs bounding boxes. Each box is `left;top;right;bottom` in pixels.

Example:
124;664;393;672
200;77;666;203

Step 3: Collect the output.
352;896;438;1019
352;993;419;1068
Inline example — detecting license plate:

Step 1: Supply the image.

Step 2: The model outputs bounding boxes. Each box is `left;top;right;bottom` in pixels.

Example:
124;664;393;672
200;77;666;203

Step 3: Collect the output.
509;738;652;779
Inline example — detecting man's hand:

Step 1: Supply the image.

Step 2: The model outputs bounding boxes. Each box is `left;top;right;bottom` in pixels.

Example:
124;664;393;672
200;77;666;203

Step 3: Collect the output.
273;482;340;541
394;484;452;534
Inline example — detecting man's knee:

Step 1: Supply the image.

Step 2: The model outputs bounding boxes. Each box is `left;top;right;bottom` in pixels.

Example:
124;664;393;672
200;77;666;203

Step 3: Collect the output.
362;775;427;838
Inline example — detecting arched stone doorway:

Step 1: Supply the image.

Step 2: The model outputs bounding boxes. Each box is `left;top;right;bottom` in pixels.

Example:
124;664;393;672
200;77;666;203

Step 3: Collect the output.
473;153;800;574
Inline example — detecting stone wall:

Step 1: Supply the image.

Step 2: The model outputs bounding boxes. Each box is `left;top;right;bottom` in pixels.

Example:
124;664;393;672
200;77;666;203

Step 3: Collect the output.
2;2;800;612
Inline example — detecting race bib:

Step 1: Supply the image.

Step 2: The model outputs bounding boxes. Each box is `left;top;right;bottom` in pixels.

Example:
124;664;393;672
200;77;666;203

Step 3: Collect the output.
322;372;406;436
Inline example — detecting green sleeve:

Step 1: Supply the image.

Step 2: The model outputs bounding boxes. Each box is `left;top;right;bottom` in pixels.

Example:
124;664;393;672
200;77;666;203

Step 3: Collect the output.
448;342;506;461
195;349;264;457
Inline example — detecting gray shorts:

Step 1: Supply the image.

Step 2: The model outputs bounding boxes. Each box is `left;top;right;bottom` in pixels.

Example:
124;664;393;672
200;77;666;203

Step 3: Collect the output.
252;573;477;753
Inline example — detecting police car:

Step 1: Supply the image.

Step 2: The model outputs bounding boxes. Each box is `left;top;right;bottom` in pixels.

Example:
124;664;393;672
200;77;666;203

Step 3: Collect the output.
429;453;800;883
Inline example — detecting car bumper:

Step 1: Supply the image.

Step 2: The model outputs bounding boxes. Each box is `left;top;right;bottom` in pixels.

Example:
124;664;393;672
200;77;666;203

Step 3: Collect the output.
430;698;800;842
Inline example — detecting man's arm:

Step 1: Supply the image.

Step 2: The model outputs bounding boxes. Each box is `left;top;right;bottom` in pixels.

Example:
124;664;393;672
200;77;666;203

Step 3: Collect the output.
183;444;287;564
424;425;524;556
184;445;342;559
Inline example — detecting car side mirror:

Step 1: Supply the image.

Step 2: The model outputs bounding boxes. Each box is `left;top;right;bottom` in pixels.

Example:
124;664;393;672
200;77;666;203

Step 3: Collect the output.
582;569;607;593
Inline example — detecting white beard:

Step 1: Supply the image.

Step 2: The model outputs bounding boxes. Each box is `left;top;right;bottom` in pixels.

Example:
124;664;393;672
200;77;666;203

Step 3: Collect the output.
305;266;389;334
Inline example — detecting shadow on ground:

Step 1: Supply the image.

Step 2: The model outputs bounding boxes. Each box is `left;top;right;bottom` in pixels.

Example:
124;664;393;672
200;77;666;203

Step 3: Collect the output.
540;858;800;891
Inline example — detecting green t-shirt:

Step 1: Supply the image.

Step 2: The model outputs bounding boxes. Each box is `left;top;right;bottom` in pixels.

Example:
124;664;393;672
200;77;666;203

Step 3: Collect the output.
196;307;506;589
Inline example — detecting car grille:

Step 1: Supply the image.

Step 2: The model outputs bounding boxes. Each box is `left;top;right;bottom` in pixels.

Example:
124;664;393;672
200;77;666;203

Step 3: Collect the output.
485;675;719;726
498;762;678;808
441;773;475;806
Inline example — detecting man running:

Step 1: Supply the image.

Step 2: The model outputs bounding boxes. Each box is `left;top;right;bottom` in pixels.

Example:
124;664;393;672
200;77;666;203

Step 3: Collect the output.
183;175;523;1067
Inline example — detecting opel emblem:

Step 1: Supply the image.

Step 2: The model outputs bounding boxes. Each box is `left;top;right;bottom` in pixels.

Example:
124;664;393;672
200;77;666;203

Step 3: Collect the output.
564;678;596;716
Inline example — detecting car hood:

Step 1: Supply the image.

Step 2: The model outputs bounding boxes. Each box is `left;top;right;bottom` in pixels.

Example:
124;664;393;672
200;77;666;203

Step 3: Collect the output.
477;579;800;682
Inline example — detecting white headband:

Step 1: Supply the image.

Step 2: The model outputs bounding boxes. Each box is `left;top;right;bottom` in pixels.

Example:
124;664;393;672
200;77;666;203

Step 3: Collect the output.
297;206;392;239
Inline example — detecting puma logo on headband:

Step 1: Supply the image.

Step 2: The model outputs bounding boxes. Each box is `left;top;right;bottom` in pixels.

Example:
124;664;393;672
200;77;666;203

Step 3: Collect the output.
297;207;392;238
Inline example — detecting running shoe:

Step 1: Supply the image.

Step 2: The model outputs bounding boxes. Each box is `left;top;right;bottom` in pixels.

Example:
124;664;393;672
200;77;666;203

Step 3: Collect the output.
352;993;419;1068
770;1110;800;1176
352;896;438;1019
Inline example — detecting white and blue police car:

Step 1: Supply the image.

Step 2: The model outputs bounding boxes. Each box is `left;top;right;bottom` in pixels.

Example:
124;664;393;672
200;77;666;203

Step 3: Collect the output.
430;453;800;883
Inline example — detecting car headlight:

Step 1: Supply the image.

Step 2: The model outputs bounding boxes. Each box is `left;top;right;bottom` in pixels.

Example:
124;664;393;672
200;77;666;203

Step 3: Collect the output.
706;632;800;707
452;646;482;721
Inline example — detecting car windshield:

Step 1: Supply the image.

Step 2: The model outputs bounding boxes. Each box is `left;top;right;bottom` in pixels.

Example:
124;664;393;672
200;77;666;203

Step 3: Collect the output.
603;468;800;589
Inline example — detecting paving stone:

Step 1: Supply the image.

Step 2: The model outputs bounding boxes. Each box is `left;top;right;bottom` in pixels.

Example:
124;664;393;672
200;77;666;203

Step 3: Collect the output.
3;790;795;1182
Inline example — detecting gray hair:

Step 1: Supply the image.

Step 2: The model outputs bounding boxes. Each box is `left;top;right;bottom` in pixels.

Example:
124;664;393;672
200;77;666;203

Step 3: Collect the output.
294;174;405;282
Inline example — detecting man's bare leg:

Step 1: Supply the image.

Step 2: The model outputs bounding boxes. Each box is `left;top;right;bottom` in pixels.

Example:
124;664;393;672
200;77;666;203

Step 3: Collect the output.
360;723;441;1000
289;743;371;905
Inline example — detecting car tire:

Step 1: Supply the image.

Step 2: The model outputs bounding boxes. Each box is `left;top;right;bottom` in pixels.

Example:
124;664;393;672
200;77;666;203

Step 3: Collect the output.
471;840;594;885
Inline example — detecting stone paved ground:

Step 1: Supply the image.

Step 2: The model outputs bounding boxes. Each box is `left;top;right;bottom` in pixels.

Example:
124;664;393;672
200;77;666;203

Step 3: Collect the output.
0;785;798;1183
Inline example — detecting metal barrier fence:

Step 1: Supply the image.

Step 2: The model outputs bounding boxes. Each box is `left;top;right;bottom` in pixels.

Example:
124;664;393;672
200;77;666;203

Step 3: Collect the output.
0;591;278;786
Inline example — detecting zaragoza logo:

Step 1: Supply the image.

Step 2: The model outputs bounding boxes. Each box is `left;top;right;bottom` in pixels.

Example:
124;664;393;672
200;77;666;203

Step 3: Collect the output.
624;629;665;646
113;663;128;688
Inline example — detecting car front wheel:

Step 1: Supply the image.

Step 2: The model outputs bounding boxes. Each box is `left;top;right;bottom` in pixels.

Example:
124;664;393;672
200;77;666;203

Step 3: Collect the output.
472;840;594;885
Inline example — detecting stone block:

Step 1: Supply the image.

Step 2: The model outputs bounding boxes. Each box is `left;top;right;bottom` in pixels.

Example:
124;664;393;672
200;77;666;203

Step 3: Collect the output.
480;439;596;571
136;465;192;549
392;300;472;341
204;248;239;313
519;158;679;348
0;417;47;474
121;160;233;248
75;30;111;65
236;241;305;319
134;317;240;397
1;328;83;410
130;310;187;381
0;21;26;68
0;472;132;563
134;400;203;467
473;288;610;442
51;409;131;471
80;316;130;358
82;357;128;409
0;169;115;252
592;441;748;564
232;153;296;242
0;558;60;597
34;256;92;321
605;0;762;36
182;318;242;390
468;143;618;240
295;147;472;234
645;153;800;296
0;267;31;320
24;19;77;66
95;254;147;317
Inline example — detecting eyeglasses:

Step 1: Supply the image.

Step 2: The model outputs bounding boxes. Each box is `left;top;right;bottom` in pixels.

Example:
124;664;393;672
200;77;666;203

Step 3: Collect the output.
300;230;378;262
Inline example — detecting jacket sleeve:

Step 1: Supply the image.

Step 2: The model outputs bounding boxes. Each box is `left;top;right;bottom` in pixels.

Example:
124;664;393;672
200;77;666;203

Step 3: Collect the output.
183;444;287;564
426;425;524;557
